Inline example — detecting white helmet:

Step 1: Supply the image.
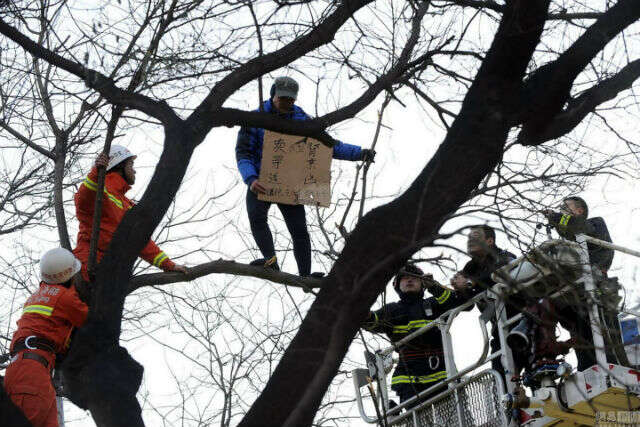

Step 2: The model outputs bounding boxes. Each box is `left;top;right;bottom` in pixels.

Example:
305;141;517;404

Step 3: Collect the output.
40;248;82;284
107;145;137;171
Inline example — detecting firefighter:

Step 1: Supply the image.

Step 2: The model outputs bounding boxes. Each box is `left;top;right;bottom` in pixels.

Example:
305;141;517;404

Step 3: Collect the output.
543;196;625;369
235;76;375;276
73;146;187;282
363;264;473;406
542;196;613;274
4;248;88;427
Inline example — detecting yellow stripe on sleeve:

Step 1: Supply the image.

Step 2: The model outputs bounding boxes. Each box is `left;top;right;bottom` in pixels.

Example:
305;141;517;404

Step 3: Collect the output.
436;289;451;304
153;252;168;267
23;304;54;317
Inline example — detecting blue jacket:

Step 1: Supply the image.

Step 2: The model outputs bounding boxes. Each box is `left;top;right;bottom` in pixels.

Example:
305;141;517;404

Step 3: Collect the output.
235;100;363;185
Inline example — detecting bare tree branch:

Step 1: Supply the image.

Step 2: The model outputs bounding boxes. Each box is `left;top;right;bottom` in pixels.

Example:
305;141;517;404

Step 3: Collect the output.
0;18;181;126
517;0;640;141
519;58;640;146
447;0;602;20
0;117;53;158
187;0;376;136
128;260;322;294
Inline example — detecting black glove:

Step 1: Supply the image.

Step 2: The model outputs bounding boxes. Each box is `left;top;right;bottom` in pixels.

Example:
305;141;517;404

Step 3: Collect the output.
422;274;440;290
361;149;376;163
542;210;563;226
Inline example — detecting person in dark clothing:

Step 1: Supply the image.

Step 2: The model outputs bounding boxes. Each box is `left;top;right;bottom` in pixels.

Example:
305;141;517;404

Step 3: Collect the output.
363;264;473;407
543;196;625;370
543;196;614;273
236;76;375;276
458;225;516;291
455;225;522;380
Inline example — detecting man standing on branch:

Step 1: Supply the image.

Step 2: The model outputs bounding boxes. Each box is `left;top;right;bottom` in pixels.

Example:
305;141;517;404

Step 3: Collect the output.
236;76;376;277
4;248;88;427
73;146;187;282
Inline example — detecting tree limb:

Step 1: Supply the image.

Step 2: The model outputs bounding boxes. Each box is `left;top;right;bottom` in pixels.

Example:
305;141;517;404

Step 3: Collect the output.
0;18;181;126
128;260;323;294
519;58;640;146
0;117;53;158
320;2;430;127
187;0;376;137
448;0;602;20
517;0;640;141
211;108;338;147
209;2;429;148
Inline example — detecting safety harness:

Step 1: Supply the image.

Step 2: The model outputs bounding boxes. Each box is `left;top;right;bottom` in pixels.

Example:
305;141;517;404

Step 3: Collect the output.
9;335;56;370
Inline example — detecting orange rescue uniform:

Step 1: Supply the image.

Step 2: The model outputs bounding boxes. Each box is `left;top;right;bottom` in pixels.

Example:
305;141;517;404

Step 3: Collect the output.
73;167;176;281
5;282;89;427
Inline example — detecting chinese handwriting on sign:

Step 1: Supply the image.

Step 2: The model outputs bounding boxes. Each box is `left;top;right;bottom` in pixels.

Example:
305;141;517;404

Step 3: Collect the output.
272;155;284;169
258;131;331;207
268;173;279;184
290;137;307;153
273;138;286;153
307;142;320;169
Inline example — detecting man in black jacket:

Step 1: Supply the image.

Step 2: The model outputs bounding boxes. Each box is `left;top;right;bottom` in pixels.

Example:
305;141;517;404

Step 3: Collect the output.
455;225;521;381
544;196;624;370
543;196;613;274
363;264;472;406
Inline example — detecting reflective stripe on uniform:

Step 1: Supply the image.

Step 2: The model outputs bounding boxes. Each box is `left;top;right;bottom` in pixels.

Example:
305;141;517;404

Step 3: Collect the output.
391;371;447;385
436;289;451;304
23;304;54;317
393;319;433;334
559;214;571;227
371;312;379;327
83;177;97;191
153;252;168;267
83;176;124;209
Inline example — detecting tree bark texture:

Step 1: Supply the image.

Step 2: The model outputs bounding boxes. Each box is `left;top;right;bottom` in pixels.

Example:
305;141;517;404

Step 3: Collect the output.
62;126;197;427
238;1;552;426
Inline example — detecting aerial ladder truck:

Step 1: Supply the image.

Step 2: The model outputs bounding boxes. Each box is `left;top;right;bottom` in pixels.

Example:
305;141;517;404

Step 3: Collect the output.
353;235;640;427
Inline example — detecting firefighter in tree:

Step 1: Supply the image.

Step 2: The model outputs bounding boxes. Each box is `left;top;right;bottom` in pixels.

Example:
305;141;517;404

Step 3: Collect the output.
4;248;88;427
73;146;187;281
363;264;474;405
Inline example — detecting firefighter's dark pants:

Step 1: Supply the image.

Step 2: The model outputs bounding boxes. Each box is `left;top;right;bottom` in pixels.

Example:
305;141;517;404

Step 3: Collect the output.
558;305;623;371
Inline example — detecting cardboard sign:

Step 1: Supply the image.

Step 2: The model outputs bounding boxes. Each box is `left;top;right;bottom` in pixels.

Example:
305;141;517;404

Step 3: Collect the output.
258;131;332;207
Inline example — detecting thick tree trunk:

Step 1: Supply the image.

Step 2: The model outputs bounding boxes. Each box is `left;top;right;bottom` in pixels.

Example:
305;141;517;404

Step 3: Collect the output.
238;1;551;426
62;125;197;427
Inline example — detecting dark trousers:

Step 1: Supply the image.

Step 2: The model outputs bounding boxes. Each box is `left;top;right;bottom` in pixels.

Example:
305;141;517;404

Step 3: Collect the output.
491;333;527;383
558;305;624;370
396;383;432;407
491;304;527;384
246;189;311;276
